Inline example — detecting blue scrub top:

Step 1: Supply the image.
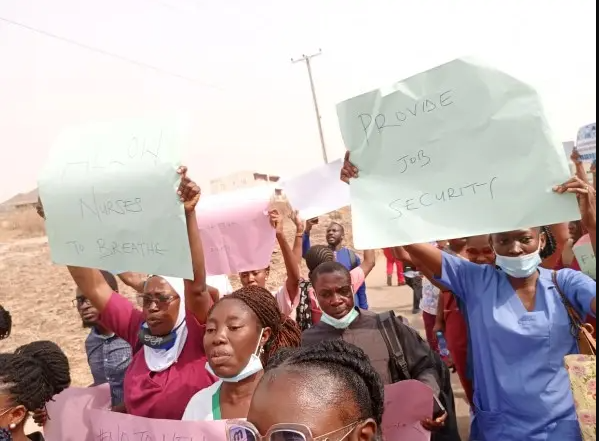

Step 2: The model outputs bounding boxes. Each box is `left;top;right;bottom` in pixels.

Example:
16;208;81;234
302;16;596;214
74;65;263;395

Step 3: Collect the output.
437;252;596;441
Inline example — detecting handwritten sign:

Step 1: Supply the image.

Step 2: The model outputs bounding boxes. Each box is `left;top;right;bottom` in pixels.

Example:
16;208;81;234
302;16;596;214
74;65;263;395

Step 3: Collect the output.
574;241;596;280
336;57;581;248
382;380;433;441
38;118;193;278
45;386;226;441
197;186;276;276
88;409;226;441
280;158;350;220
576;122;597;163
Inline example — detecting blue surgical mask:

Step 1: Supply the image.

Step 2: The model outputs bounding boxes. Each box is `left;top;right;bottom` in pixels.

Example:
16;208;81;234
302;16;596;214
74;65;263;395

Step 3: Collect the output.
205;330;265;383
496;248;542;278
321;308;360;329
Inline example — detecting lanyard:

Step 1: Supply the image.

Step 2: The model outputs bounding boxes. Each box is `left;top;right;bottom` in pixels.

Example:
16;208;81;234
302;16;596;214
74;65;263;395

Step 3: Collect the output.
212;386;222;420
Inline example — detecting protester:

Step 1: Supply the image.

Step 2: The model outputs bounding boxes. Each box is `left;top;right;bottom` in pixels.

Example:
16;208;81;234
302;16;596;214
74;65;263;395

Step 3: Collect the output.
239;210;303;319
39;167;217;420
302;261;460;439
0;306;11;341
0;341;71;440
383;247;406;286
302;218;369;309
435;235;496;407
182;285;301;421
74;271;132;409
225;340;384;440
291;245;376;331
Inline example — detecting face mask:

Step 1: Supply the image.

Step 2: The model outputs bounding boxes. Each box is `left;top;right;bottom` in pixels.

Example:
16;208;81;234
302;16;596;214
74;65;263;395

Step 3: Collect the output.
321;308;360;329
138;321;184;351
205;330;265;383
495;248;542;279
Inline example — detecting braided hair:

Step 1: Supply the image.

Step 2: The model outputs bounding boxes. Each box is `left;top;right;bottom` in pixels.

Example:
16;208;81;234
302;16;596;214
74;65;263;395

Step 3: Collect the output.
0;341;71;412
304;245;335;274
218;286;301;364
540;226;558;260
265;340;385;434
0;305;11;340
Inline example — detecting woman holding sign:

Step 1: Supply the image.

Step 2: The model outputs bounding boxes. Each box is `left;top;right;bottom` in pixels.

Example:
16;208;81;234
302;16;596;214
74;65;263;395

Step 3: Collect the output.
40;167;218;420
341;154;597;441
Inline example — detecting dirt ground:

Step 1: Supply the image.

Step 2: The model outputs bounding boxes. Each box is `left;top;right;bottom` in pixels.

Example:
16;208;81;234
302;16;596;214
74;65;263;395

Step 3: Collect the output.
0;207;470;439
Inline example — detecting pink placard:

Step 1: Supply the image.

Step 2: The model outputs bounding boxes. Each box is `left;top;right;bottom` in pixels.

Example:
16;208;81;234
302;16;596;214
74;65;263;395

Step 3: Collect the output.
45;386;226;441
382;380;434;441
88;409;226;441
45;385;111;441
197;187;276;276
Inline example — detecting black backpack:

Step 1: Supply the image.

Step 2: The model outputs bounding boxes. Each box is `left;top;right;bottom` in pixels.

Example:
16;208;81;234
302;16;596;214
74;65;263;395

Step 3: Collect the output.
377;311;461;441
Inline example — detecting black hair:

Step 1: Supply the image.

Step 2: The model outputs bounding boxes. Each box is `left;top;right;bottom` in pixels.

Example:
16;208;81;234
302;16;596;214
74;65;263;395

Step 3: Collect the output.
309;261;351;285
216;286;301;364
0;305;11;340
0;341;71;412
264;340;384;433
304;245;335;274
540;226;558;259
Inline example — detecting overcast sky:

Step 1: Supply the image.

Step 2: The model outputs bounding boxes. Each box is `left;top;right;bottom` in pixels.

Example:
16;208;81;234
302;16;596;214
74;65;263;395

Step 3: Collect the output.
0;0;596;202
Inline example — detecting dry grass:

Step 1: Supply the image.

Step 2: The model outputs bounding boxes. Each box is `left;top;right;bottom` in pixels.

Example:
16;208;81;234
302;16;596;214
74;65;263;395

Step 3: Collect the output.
0;206;355;387
0;207;46;241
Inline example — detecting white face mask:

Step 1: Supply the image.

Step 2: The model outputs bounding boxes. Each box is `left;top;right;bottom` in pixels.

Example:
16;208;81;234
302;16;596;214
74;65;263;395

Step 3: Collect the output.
495;247;542;278
205;329;265;383
321;308;360;329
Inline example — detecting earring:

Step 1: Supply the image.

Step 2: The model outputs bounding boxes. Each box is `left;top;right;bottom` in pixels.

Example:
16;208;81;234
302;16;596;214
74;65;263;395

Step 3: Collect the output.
259;347;265;355
9;424;16;430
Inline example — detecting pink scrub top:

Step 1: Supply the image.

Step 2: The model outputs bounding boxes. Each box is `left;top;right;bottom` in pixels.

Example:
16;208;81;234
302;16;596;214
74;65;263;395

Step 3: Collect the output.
99;293;216;420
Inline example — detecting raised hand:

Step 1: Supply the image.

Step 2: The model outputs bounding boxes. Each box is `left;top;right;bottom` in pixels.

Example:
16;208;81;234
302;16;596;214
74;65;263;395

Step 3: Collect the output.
554;176;597;231
269;209;285;235
340;151;359;184
177;166;201;214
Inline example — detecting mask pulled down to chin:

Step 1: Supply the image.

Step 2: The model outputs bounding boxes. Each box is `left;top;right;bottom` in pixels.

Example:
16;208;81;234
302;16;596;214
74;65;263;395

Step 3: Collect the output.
495;249;543;278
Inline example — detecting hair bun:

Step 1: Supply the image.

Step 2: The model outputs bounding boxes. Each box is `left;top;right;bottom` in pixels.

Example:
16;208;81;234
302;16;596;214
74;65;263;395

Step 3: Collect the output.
14;341;71;396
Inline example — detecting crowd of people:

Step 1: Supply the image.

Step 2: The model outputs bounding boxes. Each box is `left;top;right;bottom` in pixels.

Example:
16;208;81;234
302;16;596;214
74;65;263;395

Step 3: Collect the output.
0;149;596;441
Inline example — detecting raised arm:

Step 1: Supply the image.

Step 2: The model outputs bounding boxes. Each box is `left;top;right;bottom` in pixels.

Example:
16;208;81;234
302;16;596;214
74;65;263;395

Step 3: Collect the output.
399;244;444;277
271;210;301;301
555;176;597;254
290;211;306;267
178;168;212;324
360;249;377;278
302;219;317;258
118;272;146;293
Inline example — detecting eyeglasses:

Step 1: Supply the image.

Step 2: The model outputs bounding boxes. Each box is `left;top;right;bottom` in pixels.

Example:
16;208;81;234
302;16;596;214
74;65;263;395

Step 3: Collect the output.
136;294;178;308
72;297;90;307
316;285;354;301
226;420;359;441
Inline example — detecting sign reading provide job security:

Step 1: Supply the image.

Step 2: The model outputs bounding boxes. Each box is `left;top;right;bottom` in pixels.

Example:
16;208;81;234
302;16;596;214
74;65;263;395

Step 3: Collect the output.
337;58;581;249
38;117;193;279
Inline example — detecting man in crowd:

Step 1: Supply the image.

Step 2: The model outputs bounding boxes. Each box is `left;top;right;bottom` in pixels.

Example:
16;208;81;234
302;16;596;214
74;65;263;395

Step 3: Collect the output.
75;271;132;409
302;218;369;309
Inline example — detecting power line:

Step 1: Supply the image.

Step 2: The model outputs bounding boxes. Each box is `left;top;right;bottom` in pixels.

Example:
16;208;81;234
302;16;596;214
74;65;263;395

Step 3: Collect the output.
0;15;222;90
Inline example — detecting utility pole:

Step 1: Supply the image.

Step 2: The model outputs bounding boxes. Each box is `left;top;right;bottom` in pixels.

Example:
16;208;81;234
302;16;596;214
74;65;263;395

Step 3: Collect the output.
292;49;328;164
